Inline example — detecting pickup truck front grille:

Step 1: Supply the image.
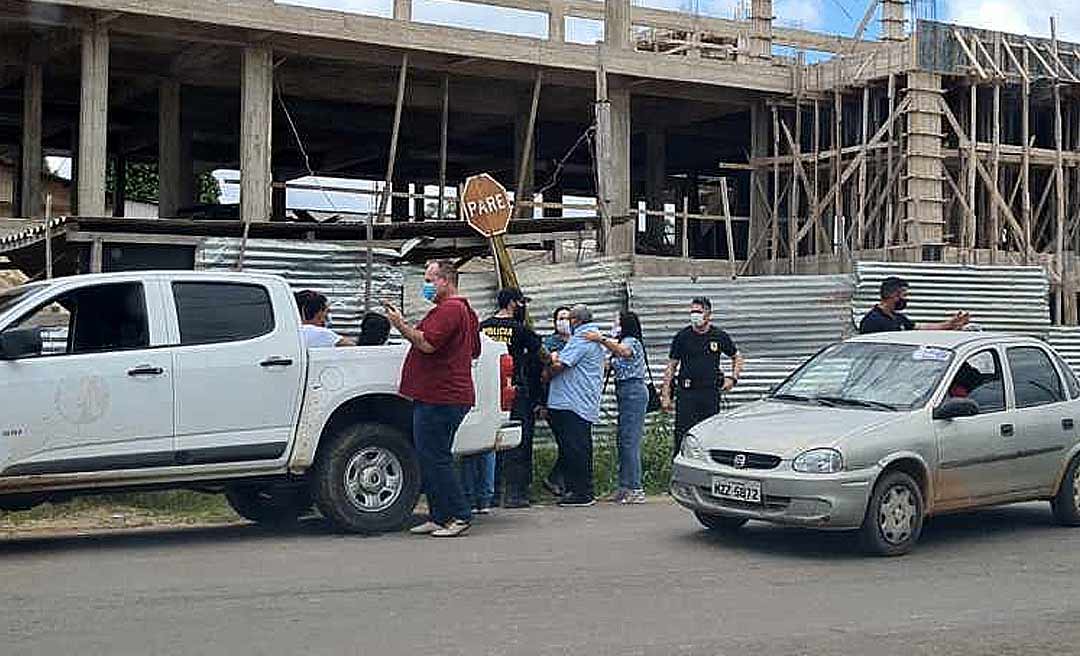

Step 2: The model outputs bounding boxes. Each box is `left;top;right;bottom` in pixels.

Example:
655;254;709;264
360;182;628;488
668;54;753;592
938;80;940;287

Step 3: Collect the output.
709;450;781;470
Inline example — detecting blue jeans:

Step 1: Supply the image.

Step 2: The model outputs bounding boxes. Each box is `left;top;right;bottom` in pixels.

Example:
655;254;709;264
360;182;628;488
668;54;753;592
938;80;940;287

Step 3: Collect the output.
460;451;495;509
616;379;648;491
413;402;472;524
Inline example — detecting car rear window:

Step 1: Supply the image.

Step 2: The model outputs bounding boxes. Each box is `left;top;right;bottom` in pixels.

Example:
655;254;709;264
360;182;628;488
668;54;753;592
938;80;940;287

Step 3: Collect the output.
173;282;274;346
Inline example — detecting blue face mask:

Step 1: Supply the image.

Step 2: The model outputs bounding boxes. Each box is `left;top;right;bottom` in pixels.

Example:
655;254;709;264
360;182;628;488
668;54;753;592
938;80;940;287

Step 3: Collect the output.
421;281;437;303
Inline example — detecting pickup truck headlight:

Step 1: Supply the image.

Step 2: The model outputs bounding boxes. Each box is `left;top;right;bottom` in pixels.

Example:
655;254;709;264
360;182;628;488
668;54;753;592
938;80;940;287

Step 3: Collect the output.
793;448;843;474
680;433;708;462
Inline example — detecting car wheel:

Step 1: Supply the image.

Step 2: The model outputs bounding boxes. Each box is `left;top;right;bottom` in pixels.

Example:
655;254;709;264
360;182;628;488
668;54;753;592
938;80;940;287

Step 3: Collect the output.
313;422;420;534
1051;455;1080;526
859;471;924;557
694;511;748;532
225;484;311;526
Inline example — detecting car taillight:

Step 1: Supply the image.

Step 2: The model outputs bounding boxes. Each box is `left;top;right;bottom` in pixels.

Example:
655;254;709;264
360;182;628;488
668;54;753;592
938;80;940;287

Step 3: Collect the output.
500;353;516;412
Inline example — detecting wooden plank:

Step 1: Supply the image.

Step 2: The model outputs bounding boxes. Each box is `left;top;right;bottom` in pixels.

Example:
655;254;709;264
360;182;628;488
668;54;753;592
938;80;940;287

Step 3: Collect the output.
720;177;736;275
1002;37;1029;83
953;28;988;79
370;52;408;308
514;70;543;219
857;85;869;251
884;73;895;256
438;74;449;220
771;106;780;273
1022;47;1032;262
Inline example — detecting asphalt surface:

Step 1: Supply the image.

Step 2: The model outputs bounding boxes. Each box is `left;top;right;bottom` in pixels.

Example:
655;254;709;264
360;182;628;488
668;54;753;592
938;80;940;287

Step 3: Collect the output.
2;499;1079;656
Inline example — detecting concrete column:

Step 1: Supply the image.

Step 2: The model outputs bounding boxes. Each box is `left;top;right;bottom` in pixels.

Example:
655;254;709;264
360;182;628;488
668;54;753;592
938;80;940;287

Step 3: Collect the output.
748;0;773;61
607;80;633;254
749;101;770;269
393;0;411;21
240;44;273;224
604;0;630;50
19;63;43;218
644;127;666;246
548;0;565;43
391;183;410;221
112;155;126;217
158;79;183;218
77;23;109;216
881;0;907;42
905;71;945;248
271;177;287;222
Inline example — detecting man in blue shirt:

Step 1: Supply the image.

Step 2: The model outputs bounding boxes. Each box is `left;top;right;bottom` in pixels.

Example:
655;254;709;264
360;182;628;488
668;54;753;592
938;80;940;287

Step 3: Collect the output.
547;304;605;507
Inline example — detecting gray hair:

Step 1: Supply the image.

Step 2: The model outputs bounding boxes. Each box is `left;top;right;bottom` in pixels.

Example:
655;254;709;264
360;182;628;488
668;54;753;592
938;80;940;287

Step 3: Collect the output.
570;304;592;324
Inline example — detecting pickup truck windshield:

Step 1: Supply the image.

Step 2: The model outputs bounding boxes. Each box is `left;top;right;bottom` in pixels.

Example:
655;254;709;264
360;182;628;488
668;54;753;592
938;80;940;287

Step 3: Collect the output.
772;342;954;411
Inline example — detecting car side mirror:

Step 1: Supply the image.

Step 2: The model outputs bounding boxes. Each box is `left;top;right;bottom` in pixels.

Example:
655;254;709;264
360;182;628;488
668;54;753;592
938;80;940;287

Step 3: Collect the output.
933;397;980;420
0;329;42;360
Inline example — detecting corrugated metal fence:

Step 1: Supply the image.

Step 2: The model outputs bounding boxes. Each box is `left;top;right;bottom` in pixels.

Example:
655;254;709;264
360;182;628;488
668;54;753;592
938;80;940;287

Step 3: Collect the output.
853;261;1051;335
196;238;404;337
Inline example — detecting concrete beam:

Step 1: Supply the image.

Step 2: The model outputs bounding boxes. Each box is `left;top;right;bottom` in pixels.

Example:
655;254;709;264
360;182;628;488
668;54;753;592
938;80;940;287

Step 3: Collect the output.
19;62;43;218
240;44;273;224
77;21;109;217
157;78;182;217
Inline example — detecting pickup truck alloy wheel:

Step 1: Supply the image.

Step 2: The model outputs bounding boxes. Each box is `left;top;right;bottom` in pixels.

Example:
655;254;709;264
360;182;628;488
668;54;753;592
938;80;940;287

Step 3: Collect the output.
1051;455;1080;526
859;470;924;556
314;422;421;534
344;446;403;512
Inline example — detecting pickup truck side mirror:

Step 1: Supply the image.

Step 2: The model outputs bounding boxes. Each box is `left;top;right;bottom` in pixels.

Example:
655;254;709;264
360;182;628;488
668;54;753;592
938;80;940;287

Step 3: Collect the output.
0;329;43;360
933;397;980;420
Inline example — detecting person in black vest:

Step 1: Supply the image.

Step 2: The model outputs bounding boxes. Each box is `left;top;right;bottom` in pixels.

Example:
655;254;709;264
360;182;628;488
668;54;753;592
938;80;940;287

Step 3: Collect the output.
859;276;970;335
661;297;744;458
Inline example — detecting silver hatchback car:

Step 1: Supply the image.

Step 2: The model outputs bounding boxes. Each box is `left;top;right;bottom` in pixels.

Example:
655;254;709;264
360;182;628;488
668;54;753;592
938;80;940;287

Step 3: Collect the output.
671;332;1080;555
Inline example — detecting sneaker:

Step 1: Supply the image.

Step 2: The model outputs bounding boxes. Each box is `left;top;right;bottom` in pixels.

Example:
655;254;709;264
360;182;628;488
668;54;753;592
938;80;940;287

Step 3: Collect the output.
409;520;443;535
605;488;629;503
475;506;493;515
503;498;531;509
558;495;596;508
621;490;647;505
431;519;471;537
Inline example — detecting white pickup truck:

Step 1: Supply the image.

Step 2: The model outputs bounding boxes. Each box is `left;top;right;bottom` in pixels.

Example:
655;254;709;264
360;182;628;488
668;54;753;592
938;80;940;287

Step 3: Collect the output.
0;271;520;532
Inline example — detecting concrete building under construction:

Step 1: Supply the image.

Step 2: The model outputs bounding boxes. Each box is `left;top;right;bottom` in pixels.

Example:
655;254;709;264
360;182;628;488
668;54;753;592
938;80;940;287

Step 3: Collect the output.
1;1;1080;319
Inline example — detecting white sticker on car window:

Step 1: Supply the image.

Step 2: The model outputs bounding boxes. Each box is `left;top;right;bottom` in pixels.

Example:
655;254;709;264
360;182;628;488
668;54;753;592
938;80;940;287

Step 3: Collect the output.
912;346;950;362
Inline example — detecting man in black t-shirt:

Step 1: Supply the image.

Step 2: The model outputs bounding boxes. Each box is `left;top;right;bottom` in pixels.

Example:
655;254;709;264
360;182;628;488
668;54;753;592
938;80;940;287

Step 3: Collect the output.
479;288;543;508
859;276;970;335
661;297;744;458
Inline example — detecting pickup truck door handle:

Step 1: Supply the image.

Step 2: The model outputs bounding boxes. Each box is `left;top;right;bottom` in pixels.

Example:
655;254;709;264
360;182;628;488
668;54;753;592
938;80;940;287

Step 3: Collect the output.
127;365;164;377
1063;418;1075;431
1000;423;1015;437
260;357;293;368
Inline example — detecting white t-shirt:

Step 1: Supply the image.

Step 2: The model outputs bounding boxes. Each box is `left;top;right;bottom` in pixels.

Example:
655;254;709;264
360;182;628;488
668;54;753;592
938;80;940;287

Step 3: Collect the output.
301;324;343;348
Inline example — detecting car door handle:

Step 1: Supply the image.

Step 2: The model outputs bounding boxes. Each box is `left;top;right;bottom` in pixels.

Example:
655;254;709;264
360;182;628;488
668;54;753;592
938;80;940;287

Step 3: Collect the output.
1063;418;1075;431
1000;423;1015;437
127;365;164;377
260;357;293;368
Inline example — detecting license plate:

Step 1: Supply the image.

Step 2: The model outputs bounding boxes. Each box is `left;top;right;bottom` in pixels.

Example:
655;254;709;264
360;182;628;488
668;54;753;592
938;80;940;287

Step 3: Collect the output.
711;477;762;504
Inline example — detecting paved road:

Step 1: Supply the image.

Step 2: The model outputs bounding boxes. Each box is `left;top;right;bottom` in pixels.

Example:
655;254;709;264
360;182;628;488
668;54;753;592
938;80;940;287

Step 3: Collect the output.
2;500;1079;655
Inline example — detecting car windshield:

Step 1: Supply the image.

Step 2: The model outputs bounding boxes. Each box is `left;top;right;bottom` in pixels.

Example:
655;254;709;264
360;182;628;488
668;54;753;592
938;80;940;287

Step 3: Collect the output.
772;342;954;411
0;285;38;316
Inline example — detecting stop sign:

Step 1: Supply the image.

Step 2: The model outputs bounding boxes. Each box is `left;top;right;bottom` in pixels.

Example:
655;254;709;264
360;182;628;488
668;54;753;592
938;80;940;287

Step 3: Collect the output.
461;173;513;238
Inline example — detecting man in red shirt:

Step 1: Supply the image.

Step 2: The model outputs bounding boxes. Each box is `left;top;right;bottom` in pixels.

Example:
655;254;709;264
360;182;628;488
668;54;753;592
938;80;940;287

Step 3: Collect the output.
385;260;480;538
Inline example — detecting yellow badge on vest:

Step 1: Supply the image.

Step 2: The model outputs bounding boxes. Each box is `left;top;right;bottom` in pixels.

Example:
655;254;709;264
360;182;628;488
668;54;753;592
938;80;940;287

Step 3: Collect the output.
709;342;719;353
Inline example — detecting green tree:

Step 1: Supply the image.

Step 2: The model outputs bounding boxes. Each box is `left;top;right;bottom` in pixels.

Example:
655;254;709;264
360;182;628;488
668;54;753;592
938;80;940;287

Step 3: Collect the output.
106;161;221;207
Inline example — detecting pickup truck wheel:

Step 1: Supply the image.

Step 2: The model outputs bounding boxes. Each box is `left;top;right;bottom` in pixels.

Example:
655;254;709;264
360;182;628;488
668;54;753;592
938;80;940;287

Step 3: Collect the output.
694;511;748;532
1050;455;1080;526
225;484;311;526
313;422;420;534
859;471;924;557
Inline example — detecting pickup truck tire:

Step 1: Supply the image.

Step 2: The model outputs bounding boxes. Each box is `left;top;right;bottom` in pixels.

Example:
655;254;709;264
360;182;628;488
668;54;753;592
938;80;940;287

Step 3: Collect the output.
313;422;420;534
225;484;312;526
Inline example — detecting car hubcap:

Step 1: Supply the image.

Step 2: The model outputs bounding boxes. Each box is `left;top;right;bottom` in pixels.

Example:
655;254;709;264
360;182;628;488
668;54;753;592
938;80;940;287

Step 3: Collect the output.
878;485;916;545
343;447;403;513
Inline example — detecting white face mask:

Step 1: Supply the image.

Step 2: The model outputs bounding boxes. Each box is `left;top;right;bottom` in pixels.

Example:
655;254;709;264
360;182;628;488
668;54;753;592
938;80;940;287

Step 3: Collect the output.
610;322;621;338
556;319;571;336
689;311;706;328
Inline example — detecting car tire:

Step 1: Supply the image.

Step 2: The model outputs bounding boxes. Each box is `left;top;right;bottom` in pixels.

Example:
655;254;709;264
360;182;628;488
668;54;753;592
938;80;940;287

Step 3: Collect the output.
859;471;924;557
694;511;748;532
313;422;420;534
225;484;311;526
1050;455;1080;526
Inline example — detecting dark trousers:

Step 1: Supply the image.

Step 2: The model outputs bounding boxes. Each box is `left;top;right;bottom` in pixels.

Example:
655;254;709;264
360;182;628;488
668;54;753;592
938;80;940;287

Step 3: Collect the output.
674;387;720;457
496;396;536;501
548;408;594;500
413;401;472;525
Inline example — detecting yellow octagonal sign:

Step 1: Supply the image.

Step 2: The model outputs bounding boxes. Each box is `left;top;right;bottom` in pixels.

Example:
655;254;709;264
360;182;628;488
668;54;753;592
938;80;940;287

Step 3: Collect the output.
461;173;513;238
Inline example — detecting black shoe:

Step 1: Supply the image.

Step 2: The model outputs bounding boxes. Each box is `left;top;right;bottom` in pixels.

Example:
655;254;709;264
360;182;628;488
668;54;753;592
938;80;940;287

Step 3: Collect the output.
558;495;596;508
543;478;564;497
503;498;531;509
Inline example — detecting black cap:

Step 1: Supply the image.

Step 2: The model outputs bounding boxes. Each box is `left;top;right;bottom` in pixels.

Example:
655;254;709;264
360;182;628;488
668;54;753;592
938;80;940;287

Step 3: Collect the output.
497;288;530;309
